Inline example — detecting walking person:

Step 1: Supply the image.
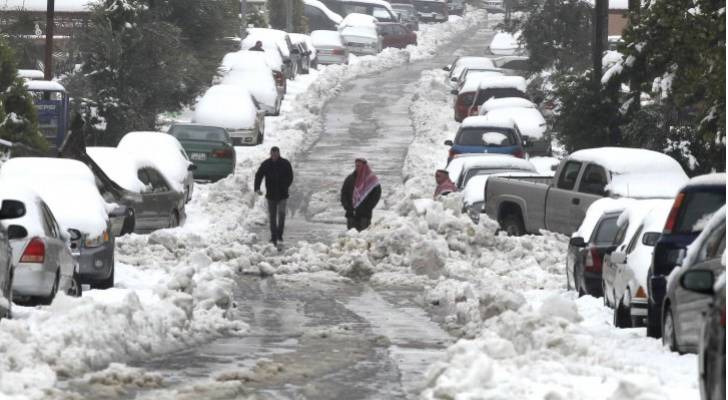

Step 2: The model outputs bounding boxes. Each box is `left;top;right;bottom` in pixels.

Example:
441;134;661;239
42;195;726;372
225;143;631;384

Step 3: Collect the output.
433;169;457;199
249;40;265;52
340;158;381;231
254;147;293;245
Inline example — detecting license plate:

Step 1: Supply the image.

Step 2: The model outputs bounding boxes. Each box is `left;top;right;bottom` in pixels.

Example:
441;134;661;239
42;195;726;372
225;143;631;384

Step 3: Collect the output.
190;152;207;161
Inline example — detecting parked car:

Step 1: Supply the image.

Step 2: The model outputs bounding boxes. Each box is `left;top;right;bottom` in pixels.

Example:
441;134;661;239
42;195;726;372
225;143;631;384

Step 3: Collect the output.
646;173;726;337
339;13;382;55
242;28;299;79
461;166;539;224
451;71;505;122
413;0;448;22
479;97;550;156
118;131;195;203
663;206;725;354
220;60;283;116
322;0;399;22
0;185;81;305
311;30;349;65
220;49;287;96
0;198;24;318
168;124;236;182
697;271;725;400
446;153;536;189
444;56;497;81
0;158;117;289
489;31;523;56
483;147;689;236
446;0;464;15
290;33;317;72
451;67;504;90
444;116;527;162
492;55;530;75
568;200;624;298
391;3;419;30
87;147;188;234
466;76;528;116
193;84;266;146
378;22;417;48
305;0;343;31
604;200;672;328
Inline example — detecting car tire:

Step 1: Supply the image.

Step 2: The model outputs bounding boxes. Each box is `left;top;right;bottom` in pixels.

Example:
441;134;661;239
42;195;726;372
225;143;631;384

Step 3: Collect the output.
67;270;82;297
614;295;632;328
40;271;59;305
662;306;679;352
122;208;136;235
646;299;661;338
501;212;525;236
95;264;115;290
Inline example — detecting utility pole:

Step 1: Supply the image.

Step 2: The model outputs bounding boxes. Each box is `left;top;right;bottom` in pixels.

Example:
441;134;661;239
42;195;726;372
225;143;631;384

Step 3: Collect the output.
240;0;247;39
43;0;55;81
285;0;293;32
592;0;608;86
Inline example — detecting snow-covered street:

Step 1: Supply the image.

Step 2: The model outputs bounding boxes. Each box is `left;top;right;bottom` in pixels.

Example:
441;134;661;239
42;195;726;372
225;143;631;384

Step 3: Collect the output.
0;9;703;400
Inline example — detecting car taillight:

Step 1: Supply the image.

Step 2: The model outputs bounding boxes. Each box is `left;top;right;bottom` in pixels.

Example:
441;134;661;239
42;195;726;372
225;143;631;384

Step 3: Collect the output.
448;148;459;159
332;48;345;55
513;149;525;158
273;71;285;86
469;107;479;116
212;148;234;159
635;286;647;299
20;238;45;263
663;192;685;234
584;247;603;272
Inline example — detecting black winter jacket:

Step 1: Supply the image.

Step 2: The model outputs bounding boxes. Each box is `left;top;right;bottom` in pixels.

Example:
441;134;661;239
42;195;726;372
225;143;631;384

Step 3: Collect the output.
340;172;381;218
254;158;294;201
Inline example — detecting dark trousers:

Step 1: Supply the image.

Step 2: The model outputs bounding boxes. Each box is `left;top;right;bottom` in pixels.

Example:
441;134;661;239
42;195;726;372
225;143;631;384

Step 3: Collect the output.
346;216;371;231
267;199;287;241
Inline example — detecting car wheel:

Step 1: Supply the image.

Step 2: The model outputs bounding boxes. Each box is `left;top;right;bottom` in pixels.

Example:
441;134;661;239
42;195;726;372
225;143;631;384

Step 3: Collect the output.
168;210;180;228
662;306;679;352
40;271;59;305
613;295;632;328
500;212;525;236
67;270;82;297
95;264;115;290
121;208;136;235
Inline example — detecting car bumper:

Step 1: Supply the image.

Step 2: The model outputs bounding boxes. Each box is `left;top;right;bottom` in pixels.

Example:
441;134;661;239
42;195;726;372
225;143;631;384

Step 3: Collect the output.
193;160;235;181
74;243;114;282
317;54;348;65
13;263;55;297
229;130;258;146
347;46;378;56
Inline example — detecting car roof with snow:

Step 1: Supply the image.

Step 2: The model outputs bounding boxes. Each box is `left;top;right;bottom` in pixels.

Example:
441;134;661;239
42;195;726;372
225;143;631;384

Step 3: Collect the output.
242;29;290;58
459;71;505;93
447;154;535;178
620;200;674;289
24;80;65;92
573;197;636;240
87;147;150;194
341;25;378;38
0;184;49;238
462;171;536;205
452;57;496;77
117;131;191;193
680;172;726;189
220;50;277;73
221;68;277;107
460;115;516;129
482;97;536;111
304;0;344;23
193;84;257;131
311;30;345;47
482;107;546;138
340;12;378;28
477;76;527;92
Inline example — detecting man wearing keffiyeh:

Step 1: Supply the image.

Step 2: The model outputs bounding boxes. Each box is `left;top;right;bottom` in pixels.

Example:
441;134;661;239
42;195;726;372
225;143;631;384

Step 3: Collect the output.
433;169;457;199
340;158;381;231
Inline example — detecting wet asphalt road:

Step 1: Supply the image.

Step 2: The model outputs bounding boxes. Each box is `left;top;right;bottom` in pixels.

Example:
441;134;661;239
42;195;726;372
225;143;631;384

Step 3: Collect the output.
60;18;497;400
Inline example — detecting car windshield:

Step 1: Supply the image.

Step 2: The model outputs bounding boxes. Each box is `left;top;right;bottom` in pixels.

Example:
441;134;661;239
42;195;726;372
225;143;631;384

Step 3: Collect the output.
170;125;229;142
593;216;619;245
456;128;516;147
675;190;726;233
475;88;527;104
463;168;526;185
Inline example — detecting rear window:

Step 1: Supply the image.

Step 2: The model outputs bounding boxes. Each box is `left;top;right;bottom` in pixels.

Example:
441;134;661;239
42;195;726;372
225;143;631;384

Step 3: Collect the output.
456;127;516;147
674;190;726;233
592;216;619;245
170;125;229;142
458;92;475;105
475;88;526;105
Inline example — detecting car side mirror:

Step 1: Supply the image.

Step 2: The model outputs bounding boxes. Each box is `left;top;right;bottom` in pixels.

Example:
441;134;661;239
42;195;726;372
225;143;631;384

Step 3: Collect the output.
7;225;27;240
67;228;82;241
0;200;25;220
444;140;453;146
443;66;450;71
680;269;714;295
569;237;586;247
642;232;661;246
188;164;198;171
450;89;458;95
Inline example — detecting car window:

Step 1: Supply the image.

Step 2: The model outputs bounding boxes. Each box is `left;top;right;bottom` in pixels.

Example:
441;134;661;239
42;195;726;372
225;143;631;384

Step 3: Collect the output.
170;126;229;142
456;127;516;147
613;220;629;246
578;164;608;195
592;216;619;245
40;202;58;238
395;25;407;35
557;161;582;190
379;25;392;35
697;223;726;263
138;169;151;186
626;225;644;254
475;88;526;104
148;169;170;192
674;190;726;234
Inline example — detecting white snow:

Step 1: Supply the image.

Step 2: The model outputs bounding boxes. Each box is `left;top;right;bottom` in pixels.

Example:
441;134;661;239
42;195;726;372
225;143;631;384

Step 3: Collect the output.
341;25;379;41
528;156;559;176
220;68;278;112
482;97;536;111
446;154;536;184
481;106;547;138
311;30;345;48
220;50;278;74
450;57;496;79
117;131;192;194
87;147;148;194
339;12;379;29
573;197;634;240
682;172;726;188
242;28;291;58
461;115;515;129
289;32;317;60
489;30;522;55
0;185;47;238
23;80;65;92
477;75;527;92
193;85;257;130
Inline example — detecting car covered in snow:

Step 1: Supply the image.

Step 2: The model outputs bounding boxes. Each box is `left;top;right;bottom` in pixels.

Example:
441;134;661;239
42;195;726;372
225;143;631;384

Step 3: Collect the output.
339;13;382;55
444;116;527;162
483;147;689;236
323;0;399;22
444;56;497;81
451;71;506;122
451;66;504;90
413;0;448;22
289;33;317;72
0;198;23;318
193;84;266;146
478;97;550;156
242;28;299;79
0;185;81;305
219;58;283;116
466;76;528;117
118;131;195;203
378;22;417;49
446;153;536;190
311;30;349;65
168;123;236;182
305;0;343;31
603;199;672;328
488;31;523;56
0;158;117;289
87;147;188;234
646;173;726;338
663;206;725;354
220;49;287;96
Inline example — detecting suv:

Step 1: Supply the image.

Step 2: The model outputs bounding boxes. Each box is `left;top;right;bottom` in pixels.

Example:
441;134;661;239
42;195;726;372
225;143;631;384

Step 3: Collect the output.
646;173;726;337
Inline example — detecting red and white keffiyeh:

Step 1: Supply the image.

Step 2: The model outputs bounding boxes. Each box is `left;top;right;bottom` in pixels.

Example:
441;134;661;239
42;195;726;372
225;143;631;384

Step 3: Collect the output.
352;160;380;208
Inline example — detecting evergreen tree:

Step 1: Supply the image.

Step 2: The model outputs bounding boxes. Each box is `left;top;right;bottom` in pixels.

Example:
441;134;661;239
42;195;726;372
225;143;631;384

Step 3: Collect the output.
268;0;306;31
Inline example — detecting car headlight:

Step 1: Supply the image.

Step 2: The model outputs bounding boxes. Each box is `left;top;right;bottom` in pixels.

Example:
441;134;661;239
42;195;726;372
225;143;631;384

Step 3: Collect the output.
85;230;110;248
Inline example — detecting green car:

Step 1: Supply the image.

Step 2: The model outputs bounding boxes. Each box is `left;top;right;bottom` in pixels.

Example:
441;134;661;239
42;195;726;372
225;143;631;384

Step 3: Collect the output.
168;124;236;182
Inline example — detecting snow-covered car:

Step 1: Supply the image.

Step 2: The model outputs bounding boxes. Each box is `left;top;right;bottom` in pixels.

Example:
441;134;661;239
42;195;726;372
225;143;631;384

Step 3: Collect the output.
193;84;266;146
220;50;287;97
118;131;195;203
220;61;282;116
467;76;528;116
446;153;536;189
492;55;530;75
479;97;550;156
451;66;504;89
378;22;417;49
311;30;349;65
339;13;382;55
324;0;399;22
462;170;537;224
444;116;527;162
444;56;496;80
305;0;343;31
242;28;298;79
413;0;448;22
489;31;523;56
0;158;117;289
87;147;188;233
451;71;506;122
0;185;81;305
289;33;317;72
604;199;672;328
663;206;726;353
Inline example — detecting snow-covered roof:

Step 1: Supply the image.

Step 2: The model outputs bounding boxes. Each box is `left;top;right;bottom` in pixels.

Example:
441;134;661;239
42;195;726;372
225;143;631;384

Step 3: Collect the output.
87;147;148;194
24;80;65;92
304;0;344;23
220;50;276;74
341;25;378;39
569;147;688;198
447;154;535;182
193;84;257;130
682;172;726;188
311;30;344;47
117;131;191;193
221;68;277;110
482;107;546;139
477;76;527;92
461;115;516;129
0;0;96;12
462;171;536;205
489;31;521;55
18;69;44;80
0;184;46;238
0;158;111;237
340;12;378;29
242;29;290;58
459;71;505;93
452;57;496;78
482;97;536;112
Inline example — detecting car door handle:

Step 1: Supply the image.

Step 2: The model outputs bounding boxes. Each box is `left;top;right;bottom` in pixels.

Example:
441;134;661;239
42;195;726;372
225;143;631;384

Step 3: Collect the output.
571;198;580;205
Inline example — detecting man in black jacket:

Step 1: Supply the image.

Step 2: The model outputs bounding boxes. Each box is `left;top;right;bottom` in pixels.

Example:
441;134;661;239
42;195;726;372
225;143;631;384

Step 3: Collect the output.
340;158;381;231
254;147;294;244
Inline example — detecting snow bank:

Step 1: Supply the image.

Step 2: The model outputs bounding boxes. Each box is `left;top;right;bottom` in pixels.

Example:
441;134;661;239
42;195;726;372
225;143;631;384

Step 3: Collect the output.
117;131;192;193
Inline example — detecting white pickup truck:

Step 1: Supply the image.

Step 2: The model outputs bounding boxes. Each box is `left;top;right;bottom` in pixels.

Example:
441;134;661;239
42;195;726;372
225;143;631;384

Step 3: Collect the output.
482;147;689;236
